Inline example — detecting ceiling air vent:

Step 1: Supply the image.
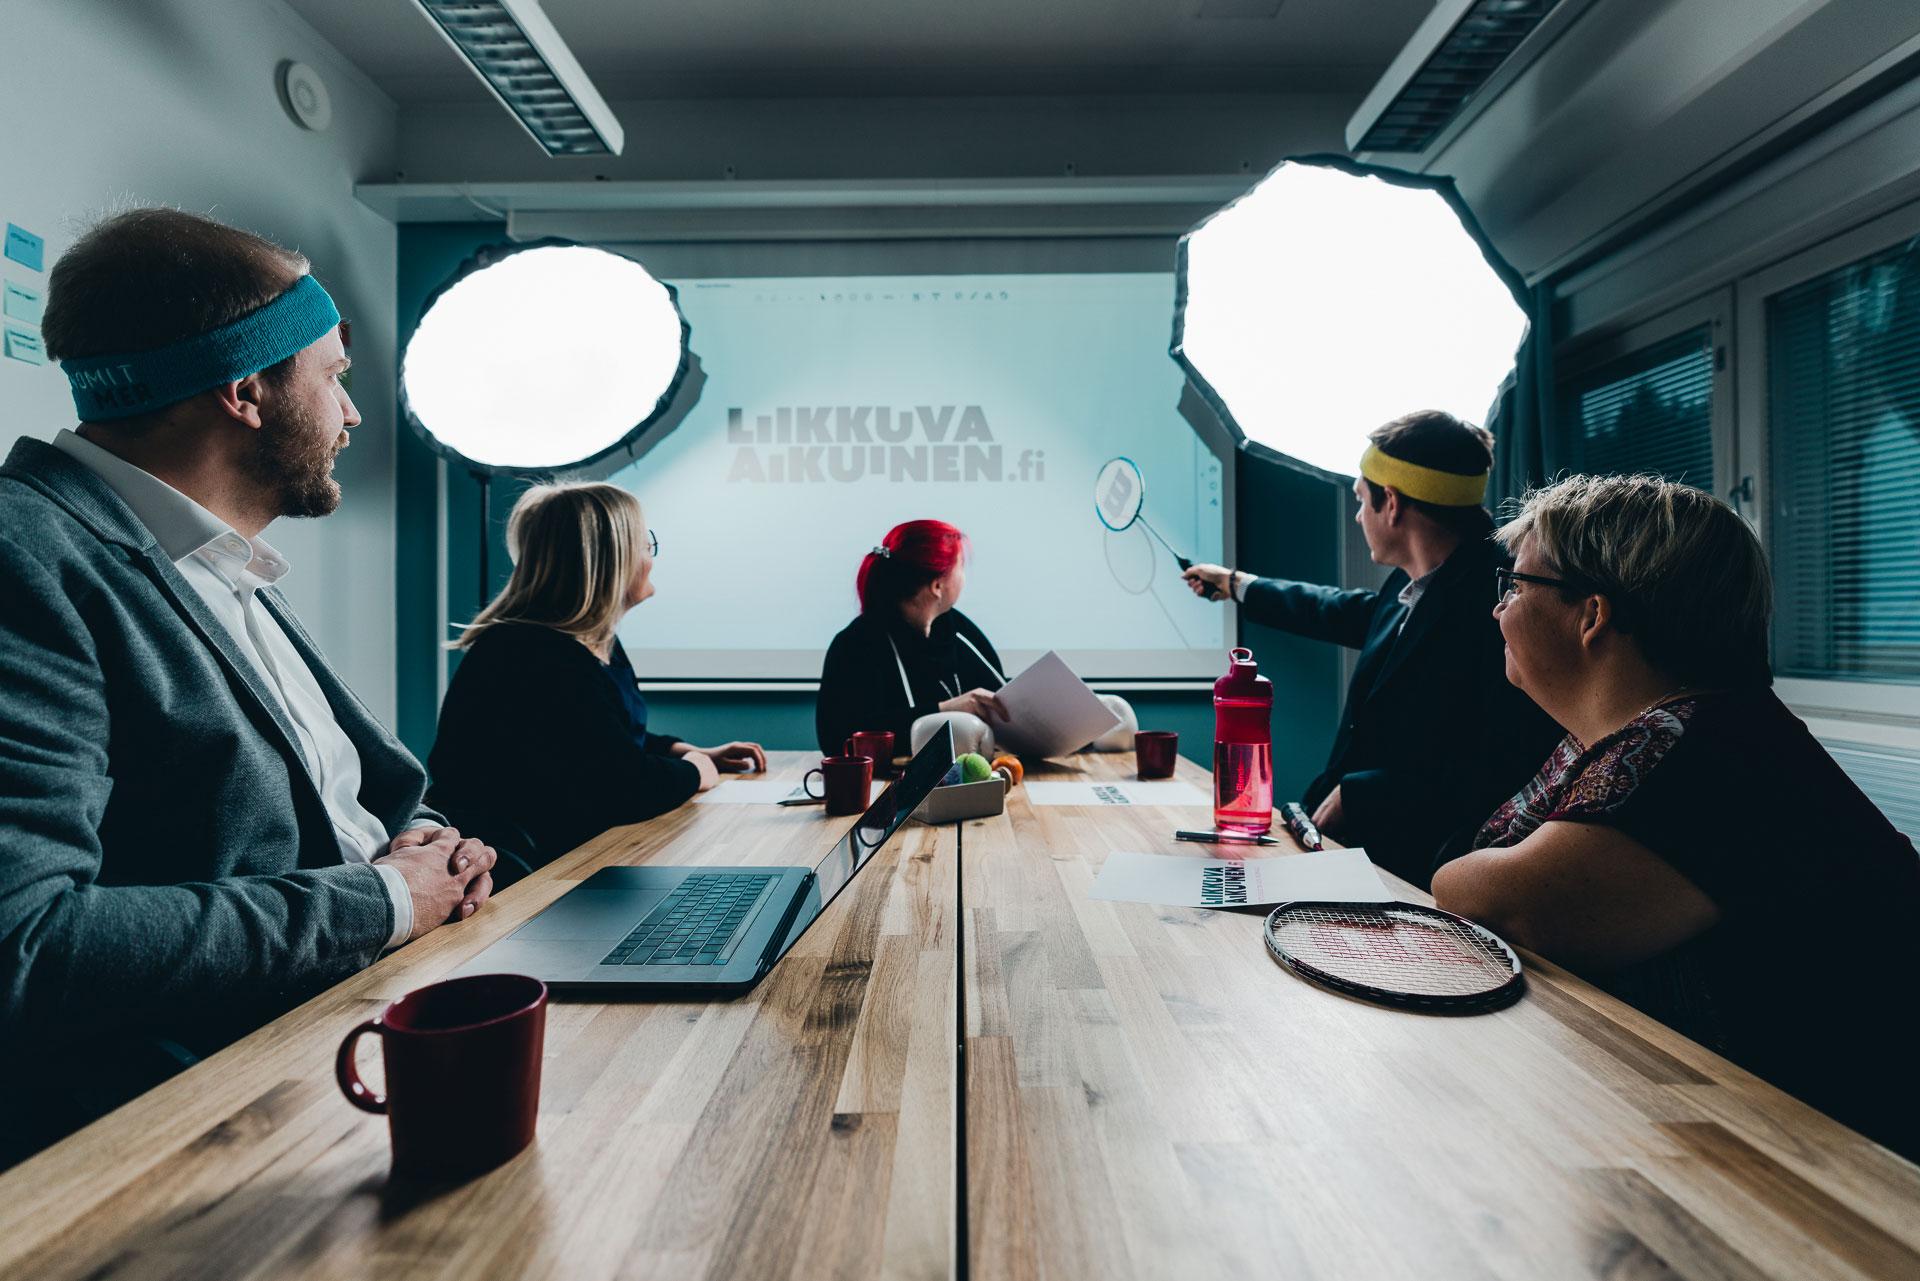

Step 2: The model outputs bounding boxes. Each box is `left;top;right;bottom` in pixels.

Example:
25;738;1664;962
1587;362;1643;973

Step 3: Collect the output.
1347;0;1580;156
412;0;624;156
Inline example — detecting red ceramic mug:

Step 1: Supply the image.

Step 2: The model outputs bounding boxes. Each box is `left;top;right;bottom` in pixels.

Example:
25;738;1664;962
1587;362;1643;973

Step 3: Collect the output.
336;972;547;1179
1135;730;1179;780
805;754;874;816
846;730;896;777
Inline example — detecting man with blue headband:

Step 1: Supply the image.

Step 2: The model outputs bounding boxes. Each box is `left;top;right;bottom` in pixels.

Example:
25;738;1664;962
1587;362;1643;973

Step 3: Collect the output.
0;208;498;1164
1183;410;1559;886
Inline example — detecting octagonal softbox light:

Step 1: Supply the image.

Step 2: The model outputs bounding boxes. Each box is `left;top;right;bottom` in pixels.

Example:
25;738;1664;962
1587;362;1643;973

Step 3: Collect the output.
1174;156;1529;480
401;239;691;473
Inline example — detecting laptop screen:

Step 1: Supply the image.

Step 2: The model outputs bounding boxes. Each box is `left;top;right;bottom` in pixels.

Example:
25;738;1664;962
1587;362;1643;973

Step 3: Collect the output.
769;722;955;961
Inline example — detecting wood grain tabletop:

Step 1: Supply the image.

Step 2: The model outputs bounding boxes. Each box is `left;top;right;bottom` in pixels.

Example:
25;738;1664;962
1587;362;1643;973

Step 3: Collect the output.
0;753;955;1281
0;750;1914;1281
964;752;1920;1281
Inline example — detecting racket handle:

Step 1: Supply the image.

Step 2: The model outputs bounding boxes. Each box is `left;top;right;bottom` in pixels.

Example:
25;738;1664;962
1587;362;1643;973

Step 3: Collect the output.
1176;556;1225;602
1281;802;1324;851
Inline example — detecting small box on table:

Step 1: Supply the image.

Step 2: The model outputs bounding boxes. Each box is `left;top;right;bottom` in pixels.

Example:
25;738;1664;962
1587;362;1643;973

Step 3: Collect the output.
914;776;1007;823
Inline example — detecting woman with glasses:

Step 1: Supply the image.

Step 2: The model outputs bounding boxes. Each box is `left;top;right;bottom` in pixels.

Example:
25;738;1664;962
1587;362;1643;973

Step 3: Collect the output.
426;482;765;883
1433;473;1920;1159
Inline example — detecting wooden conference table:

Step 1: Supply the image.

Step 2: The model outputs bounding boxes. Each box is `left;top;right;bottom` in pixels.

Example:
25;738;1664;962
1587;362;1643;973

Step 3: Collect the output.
0;752;1915;1280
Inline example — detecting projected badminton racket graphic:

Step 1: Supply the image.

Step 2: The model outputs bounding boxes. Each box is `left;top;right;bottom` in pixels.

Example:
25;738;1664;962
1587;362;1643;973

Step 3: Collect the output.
1094;457;1223;600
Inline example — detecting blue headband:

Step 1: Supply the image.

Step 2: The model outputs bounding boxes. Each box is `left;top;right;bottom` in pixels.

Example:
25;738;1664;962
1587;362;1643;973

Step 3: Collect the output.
62;275;342;421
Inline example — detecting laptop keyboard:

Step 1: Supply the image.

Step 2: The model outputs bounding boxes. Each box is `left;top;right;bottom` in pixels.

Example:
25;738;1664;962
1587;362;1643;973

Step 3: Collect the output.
601;873;778;967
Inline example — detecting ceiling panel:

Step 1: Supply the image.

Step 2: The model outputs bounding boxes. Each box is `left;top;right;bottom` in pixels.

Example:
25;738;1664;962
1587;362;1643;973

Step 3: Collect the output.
282;0;1434;100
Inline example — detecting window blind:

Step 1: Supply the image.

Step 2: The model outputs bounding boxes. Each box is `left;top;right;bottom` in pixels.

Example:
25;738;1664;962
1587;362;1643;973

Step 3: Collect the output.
1768;234;1920;684
1821;739;1920;841
1557;326;1715;488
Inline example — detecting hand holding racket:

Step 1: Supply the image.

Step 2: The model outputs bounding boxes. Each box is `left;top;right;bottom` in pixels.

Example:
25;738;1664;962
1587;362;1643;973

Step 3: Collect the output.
1180;563;1237;602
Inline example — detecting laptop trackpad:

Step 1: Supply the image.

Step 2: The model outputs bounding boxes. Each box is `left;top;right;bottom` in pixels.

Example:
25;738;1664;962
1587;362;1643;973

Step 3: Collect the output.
513;887;669;940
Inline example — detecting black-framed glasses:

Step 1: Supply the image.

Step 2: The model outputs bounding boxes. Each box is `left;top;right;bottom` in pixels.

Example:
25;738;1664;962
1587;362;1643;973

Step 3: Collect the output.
1495;566;1576;606
646;528;659;558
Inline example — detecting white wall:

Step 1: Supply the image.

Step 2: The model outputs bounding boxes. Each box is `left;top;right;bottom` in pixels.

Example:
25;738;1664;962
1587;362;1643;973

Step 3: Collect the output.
0;0;402;719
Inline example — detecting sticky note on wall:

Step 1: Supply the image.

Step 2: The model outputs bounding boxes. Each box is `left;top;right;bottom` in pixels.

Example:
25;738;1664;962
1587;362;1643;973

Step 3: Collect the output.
4;224;45;272
3;279;44;325
4;323;47;365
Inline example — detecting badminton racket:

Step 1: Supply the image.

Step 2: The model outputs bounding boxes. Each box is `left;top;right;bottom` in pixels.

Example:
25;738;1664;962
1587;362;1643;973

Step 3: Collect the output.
1093;456;1223;599
1263;900;1524;1013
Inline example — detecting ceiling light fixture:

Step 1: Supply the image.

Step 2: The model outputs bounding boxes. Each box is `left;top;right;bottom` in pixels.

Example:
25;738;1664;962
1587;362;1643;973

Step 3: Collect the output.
410;0;624;156
1347;0;1568;155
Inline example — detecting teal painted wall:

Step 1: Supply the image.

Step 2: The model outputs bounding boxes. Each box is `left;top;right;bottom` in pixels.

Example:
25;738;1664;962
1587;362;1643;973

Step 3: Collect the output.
395;222;532;758
394;226;1345;788
1235;450;1345;800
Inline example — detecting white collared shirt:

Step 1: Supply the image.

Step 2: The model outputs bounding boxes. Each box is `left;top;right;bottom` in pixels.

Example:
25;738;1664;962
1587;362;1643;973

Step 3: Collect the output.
1395;567;1437;633
51;429;414;948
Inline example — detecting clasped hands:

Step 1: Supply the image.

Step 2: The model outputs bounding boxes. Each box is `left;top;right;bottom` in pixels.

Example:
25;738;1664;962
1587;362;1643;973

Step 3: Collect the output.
374;825;498;941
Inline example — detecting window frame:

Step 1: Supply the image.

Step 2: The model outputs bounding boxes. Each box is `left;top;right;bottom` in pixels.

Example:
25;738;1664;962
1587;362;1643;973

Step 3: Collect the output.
1734;197;1920;724
1551;290;1734;496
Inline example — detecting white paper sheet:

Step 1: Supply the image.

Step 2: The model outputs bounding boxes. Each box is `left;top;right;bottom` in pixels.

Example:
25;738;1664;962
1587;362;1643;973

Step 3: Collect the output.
691;779;810;805
1023;779;1212;807
991;651;1122;758
1088;849;1394;908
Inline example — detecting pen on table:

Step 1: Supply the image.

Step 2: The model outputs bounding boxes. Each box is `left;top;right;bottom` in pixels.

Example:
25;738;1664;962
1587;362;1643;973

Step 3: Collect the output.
1174;829;1278;846
776;795;826;807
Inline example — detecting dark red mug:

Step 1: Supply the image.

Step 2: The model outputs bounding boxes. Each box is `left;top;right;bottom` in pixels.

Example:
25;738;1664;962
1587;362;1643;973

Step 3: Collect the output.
846;730;896;777
804;754;874;816
336;972;547;1179
1136;730;1179;780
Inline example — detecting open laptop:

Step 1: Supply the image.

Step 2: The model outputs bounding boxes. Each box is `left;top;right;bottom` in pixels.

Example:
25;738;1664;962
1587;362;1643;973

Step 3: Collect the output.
455;723;953;995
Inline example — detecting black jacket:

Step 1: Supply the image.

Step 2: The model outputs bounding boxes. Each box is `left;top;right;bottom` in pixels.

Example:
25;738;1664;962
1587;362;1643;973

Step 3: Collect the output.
817;608;1006;755
1242;536;1560;886
427;623;700;872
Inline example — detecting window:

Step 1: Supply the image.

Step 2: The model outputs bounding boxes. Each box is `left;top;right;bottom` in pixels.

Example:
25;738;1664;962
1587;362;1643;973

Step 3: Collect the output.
1765;232;1920;685
1558;326;1716;486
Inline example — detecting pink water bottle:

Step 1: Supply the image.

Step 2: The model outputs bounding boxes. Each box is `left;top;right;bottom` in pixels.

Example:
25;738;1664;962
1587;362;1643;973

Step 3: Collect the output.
1212;646;1274;834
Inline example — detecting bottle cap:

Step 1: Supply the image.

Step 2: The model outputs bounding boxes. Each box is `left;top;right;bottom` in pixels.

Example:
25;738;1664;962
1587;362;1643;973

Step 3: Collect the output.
1215;646;1271;696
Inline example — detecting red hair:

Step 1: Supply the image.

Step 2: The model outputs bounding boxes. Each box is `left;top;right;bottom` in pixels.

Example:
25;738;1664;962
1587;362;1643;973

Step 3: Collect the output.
857;519;969;613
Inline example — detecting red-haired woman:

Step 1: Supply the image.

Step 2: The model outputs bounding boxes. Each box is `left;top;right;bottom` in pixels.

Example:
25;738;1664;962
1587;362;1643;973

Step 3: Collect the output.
816;519;1011;756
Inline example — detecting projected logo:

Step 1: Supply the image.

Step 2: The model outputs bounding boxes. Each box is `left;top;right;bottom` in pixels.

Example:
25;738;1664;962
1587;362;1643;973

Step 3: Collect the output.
724;404;1045;484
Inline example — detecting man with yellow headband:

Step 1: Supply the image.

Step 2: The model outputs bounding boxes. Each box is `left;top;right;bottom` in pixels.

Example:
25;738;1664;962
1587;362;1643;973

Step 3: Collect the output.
1184;410;1558;885
0;210;499;1165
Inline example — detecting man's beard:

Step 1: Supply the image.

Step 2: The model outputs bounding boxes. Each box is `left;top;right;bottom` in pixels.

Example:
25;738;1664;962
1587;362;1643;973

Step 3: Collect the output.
245;400;342;519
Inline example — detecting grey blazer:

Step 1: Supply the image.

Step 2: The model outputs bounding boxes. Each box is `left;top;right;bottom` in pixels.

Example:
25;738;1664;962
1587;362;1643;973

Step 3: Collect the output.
0;437;434;1083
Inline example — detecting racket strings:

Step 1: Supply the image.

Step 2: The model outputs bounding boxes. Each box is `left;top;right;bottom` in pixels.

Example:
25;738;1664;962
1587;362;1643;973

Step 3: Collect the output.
1098;469;1137;528
1268;905;1518;999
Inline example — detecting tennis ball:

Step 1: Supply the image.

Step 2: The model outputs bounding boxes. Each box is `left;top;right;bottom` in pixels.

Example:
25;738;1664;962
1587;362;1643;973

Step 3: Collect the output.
959;752;992;783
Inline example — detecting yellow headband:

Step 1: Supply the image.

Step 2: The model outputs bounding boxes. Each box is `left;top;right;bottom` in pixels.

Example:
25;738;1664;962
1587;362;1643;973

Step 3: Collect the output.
1358;445;1488;507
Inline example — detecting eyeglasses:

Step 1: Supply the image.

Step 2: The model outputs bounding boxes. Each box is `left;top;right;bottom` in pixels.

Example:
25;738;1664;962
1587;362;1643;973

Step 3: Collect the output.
1494;566;1577;606
647;528;659;558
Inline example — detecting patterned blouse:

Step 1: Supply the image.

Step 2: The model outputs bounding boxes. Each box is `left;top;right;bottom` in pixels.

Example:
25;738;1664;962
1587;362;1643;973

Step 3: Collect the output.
1469;695;1721;1052
1473;698;1700;850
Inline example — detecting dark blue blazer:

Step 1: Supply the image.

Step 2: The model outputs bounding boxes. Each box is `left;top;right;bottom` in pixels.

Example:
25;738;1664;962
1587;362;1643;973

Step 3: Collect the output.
1242;535;1560;886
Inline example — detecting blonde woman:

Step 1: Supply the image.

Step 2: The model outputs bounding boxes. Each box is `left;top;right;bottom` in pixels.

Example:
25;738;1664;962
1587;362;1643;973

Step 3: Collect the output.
427;483;765;877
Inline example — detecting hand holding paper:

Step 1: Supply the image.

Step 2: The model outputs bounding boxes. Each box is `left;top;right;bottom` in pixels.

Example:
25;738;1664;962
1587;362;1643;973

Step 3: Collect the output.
991;651;1121;759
